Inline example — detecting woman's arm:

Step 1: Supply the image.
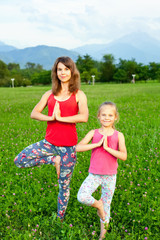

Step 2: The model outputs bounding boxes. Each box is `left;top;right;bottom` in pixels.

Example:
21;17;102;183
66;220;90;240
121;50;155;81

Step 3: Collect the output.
76;130;104;152
55;90;89;123
30;90;55;121
103;132;127;161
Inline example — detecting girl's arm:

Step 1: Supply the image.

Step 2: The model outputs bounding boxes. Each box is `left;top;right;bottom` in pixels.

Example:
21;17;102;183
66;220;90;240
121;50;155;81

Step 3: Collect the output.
103;132;127;161
30;90;55;121
76;130;104;152
55;90;89;123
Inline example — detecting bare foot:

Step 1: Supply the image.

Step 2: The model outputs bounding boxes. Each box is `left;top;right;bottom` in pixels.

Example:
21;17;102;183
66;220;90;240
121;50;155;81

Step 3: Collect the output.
55;156;61;179
97;200;105;221
99;222;107;240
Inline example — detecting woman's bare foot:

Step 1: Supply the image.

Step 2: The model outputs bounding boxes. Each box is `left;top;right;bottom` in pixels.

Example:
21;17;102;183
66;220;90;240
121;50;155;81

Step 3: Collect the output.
55;156;61;179
97;199;105;221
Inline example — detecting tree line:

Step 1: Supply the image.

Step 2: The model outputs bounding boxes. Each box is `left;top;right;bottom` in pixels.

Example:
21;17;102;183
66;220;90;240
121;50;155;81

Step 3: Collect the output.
0;54;160;87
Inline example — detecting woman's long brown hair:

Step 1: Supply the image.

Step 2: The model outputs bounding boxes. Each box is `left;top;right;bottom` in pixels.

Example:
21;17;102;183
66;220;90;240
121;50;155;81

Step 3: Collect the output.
51;56;80;95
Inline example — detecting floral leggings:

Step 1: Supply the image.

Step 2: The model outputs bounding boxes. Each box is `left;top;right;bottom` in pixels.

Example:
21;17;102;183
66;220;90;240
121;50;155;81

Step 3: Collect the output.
77;173;116;223
14;139;76;220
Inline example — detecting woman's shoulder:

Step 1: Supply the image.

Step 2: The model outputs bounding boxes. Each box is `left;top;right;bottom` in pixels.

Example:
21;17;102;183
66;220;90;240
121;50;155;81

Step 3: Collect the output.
75;90;87;102
43;90;52;98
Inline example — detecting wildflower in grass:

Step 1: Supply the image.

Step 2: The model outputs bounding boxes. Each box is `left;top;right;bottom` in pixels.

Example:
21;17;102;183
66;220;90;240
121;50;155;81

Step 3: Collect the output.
144;237;148;239
92;231;96;235
125;229;127;232
69;224;73;227
13;193;15;195
145;227;148;230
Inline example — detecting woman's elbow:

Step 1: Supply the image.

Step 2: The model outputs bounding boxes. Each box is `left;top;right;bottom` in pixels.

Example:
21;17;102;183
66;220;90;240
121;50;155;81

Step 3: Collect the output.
83;113;89;122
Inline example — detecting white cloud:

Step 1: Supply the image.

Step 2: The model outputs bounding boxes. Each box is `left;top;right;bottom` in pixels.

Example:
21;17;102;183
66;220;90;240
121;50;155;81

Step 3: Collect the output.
0;0;160;49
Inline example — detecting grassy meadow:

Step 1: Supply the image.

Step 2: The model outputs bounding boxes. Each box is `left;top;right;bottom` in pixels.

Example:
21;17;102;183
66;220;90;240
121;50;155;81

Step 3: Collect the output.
0;83;160;240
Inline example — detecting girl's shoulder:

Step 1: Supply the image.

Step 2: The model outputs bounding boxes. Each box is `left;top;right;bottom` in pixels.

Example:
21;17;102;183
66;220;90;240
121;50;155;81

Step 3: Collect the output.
118;131;125;140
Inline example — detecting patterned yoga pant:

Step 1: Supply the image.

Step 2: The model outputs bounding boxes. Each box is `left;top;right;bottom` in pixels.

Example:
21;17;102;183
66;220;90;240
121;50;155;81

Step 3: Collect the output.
77;173;116;223
14;139;76;220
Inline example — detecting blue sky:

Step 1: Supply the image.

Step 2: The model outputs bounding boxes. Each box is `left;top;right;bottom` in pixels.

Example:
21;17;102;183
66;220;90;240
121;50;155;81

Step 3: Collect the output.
0;0;160;49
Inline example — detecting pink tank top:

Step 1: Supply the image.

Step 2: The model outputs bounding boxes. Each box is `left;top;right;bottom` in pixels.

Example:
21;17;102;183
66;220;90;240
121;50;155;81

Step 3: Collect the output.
89;129;119;175
45;93;79;146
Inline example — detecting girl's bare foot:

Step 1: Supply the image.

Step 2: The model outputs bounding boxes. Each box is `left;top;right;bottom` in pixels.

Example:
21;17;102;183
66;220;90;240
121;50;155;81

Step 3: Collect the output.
97;199;105;221
99;221;108;240
55;156;61;179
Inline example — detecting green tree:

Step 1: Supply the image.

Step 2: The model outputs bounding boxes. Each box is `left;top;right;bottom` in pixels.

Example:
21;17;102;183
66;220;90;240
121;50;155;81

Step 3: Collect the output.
149;62;160;80
8;63;20;71
76;54;100;83
117;58;139;82
100;54;115;82
0;60;9;79
137;64;149;81
113;69;127;83
31;70;51;85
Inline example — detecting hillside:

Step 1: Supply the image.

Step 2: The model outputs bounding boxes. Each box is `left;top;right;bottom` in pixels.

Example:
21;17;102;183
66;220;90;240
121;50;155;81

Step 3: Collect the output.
0;44;78;70
0;32;160;69
72;32;160;64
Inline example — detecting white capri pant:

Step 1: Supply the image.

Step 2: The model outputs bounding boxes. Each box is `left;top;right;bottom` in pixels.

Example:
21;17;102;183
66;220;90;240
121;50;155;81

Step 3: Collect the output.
77;173;116;223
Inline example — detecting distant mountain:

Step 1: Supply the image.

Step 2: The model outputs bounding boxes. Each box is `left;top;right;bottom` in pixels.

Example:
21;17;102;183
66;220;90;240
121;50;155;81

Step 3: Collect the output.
0;32;160;69
0;45;79;70
72;32;160;64
0;41;17;52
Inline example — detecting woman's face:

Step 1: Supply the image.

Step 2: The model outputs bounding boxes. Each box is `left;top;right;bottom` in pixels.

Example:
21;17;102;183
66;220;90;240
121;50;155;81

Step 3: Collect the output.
57;62;71;83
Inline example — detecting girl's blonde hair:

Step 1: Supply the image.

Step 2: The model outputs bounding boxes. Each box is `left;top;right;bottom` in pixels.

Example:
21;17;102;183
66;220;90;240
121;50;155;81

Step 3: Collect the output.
97;101;119;128
51;56;80;95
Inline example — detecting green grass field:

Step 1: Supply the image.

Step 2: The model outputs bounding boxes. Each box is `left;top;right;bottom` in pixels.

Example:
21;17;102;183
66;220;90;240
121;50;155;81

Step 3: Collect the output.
0;83;160;240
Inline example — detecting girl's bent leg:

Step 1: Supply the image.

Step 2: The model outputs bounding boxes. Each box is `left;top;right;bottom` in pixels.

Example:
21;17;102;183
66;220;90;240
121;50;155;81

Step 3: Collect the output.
77;173;105;221
77;173;100;206
14;139;58;168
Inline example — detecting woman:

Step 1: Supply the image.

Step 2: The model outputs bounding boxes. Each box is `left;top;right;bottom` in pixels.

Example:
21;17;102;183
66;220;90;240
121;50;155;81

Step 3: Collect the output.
14;56;88;220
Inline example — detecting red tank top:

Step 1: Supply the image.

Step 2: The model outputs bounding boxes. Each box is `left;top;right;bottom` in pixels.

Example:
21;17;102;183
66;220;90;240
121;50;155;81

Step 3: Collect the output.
45;93;79;146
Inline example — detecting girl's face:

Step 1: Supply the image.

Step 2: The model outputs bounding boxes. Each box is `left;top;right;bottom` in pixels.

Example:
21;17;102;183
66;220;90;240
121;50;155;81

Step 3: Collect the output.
98;105;117;128
57;62;71;83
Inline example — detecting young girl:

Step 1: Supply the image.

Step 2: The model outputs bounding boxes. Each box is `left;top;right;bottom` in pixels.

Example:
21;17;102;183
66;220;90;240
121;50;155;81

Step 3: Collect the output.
14;56;88;221
76;102;127;240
